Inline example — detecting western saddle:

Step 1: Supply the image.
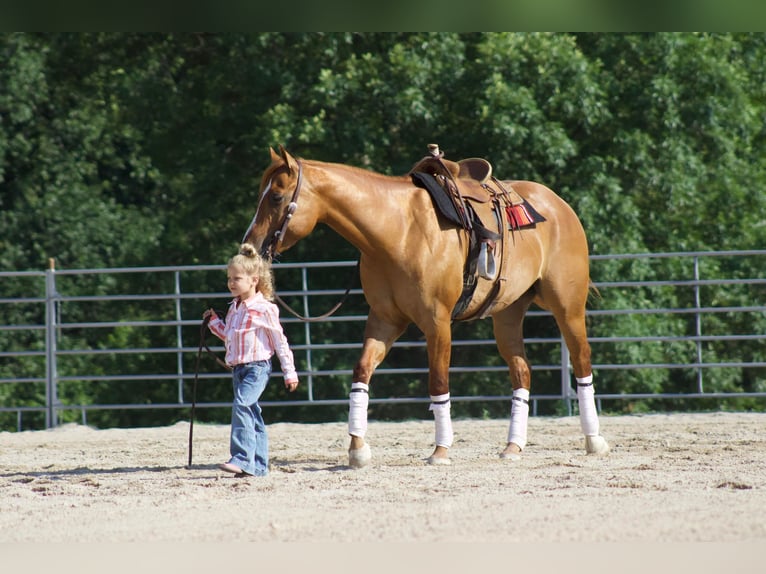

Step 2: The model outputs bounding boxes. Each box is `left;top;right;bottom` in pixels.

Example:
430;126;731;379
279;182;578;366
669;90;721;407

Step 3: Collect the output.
409;144;524;320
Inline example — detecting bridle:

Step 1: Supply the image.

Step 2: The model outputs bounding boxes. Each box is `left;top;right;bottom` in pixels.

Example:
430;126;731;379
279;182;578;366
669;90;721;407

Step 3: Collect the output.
243;159;305;260
243;157;358;322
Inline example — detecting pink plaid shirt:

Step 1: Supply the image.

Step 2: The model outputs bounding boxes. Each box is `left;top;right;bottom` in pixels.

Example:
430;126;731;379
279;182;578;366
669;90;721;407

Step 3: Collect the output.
208;292;298;382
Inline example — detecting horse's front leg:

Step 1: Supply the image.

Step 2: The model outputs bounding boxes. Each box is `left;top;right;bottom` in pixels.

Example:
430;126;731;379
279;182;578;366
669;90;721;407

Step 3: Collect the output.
424;320;455;465
348;310;406;468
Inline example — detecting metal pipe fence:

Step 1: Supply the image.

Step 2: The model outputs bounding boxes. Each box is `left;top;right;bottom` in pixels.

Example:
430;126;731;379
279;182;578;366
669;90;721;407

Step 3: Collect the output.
1;250;764;431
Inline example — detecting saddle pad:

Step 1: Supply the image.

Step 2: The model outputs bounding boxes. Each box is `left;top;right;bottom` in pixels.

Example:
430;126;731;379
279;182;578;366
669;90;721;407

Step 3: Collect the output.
506;201;546;230
410;171;465;227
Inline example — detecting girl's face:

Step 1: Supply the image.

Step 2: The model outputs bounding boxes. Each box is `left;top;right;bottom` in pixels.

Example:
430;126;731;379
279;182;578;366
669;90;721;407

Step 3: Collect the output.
227;265;258;299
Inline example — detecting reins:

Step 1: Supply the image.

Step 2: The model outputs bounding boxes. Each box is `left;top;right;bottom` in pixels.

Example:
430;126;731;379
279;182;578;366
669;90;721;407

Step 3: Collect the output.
259;156;359;323
274;257;360;322
187;313;230;468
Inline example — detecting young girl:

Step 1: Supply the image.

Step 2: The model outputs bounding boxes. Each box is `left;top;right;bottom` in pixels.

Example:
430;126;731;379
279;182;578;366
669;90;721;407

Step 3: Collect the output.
204;243;299;476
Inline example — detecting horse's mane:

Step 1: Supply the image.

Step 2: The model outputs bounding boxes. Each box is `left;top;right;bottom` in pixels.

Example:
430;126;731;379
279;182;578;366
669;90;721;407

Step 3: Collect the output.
302;158;411;186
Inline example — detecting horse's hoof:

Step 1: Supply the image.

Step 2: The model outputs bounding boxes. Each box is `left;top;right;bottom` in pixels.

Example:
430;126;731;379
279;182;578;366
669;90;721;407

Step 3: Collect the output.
499;452;521;461
426;455;451;466
348;444;371;468
585;435;610;456
500;442;522;461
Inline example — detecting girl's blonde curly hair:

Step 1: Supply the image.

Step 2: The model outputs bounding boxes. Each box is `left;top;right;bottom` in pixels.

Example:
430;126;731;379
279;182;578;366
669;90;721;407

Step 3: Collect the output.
228;243;275;301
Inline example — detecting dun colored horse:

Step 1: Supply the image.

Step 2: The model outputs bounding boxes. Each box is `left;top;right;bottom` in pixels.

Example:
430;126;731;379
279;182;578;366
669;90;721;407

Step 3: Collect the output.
243;145;609;467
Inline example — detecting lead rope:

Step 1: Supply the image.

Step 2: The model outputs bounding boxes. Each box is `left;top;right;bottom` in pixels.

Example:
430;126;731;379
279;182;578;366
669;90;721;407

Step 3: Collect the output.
187;314;230;468
261;156;357;322
274;258;360;322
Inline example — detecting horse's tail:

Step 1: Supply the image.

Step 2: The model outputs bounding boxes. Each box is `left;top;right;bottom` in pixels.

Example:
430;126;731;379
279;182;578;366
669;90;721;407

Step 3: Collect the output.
587;280;602;301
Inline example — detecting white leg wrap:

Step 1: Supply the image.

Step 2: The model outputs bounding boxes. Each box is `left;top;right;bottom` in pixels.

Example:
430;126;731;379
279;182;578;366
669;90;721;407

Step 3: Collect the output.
507;388;530;450
576;374;600;436
429;393;453;448
348;382;369;438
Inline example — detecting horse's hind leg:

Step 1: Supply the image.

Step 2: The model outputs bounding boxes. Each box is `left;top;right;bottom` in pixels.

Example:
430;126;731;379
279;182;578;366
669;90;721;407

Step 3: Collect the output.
492;292;535;461
544;287;610;456
347;310;408;468
558;316;610;455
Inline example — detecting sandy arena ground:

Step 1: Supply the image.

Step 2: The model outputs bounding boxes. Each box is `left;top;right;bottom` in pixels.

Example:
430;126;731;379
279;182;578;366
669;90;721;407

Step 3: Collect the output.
1;411;765;565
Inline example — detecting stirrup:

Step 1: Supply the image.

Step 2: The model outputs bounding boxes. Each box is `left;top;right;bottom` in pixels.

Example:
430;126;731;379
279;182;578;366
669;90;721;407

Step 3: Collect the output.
478;242;497;280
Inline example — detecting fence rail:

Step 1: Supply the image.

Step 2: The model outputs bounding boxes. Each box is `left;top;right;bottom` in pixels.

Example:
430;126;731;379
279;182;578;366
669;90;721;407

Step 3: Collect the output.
1;250;765;431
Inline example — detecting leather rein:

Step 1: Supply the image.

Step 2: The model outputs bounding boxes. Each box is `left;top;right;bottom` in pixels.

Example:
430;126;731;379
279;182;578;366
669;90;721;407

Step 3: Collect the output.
252;157;358;323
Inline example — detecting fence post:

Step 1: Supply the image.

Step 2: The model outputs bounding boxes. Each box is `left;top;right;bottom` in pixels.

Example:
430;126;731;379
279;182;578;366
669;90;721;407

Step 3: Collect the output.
301;267;314;401
694;256;704;393
45;258;60;428
174;271;185;403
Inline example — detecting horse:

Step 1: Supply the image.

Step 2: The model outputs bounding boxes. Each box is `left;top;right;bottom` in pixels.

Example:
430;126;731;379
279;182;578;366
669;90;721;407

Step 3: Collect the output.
243;145;610;467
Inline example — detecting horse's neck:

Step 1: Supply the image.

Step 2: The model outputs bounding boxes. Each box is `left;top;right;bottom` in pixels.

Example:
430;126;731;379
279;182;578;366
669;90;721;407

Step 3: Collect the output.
314;163;411;255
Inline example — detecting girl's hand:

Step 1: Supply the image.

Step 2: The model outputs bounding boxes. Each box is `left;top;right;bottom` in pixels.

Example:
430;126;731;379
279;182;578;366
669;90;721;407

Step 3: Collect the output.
203;308;217;320
285;379;299;393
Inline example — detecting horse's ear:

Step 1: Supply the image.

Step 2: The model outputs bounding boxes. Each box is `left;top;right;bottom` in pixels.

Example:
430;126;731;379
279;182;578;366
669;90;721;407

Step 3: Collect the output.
269;147;281;163
277;144;299;174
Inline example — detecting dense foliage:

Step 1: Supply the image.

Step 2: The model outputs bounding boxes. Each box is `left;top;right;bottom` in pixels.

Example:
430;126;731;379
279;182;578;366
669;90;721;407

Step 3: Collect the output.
2;33;765;429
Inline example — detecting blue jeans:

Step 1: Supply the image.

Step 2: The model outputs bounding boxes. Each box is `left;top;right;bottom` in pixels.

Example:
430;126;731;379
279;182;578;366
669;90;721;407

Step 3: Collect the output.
227;361;271;476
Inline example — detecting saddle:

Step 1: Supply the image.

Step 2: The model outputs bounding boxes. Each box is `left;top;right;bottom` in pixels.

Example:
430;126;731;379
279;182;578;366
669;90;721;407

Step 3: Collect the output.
409;144;544;321
410;144;525;207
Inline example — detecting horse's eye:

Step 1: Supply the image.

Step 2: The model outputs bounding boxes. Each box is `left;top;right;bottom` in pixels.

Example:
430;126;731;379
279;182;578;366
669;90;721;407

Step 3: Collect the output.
269;193;285;205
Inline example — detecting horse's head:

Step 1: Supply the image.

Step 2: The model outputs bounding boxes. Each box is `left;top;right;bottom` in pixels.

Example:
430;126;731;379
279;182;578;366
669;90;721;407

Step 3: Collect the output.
242;145;315;260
